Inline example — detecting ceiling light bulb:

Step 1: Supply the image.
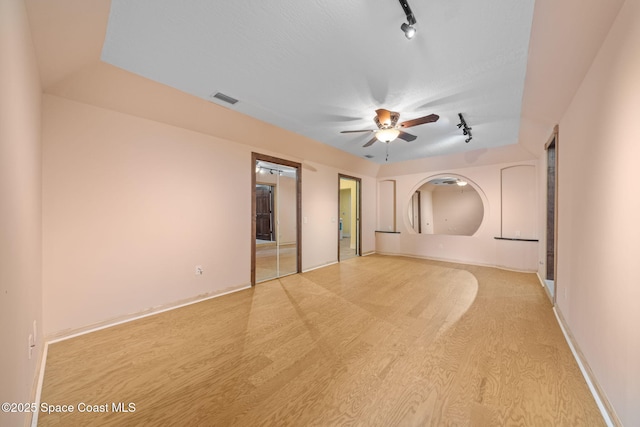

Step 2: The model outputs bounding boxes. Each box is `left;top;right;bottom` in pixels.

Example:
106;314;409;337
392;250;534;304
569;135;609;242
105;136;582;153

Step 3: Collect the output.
457;180;468;186
375;128;400;143
401;23;416;39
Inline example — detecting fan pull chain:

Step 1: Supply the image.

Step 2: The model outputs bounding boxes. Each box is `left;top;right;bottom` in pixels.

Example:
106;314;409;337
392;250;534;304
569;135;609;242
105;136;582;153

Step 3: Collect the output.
386;143;389;162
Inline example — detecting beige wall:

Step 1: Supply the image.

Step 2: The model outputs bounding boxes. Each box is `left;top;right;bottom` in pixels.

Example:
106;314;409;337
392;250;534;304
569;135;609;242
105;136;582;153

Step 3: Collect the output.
303;165;376;266
0;0;43;425
501;165;537;239
551;0;640;424
42;95;251;335
9;1;637;423
420;190;434;234
377;180;396;232
41;95;378;336
431;186;484;236
376;161;539;271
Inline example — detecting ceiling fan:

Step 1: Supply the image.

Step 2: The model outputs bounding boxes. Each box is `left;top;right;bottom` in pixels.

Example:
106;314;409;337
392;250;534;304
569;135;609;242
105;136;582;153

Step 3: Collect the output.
341;109;439;147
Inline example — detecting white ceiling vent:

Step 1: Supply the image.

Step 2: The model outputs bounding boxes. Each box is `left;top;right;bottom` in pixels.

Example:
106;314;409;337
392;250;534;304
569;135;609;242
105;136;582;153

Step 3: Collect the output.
211;92;238;105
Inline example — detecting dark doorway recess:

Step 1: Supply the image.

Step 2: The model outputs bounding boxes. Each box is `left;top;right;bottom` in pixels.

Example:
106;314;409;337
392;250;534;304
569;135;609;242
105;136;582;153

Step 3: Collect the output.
255;185;274;241
545;126;559;303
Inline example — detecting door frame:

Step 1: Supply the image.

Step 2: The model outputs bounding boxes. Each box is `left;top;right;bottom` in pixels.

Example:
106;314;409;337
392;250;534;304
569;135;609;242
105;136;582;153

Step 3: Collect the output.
544;125;559;305
410;190;422;233
338;174;362;261
251;153;302;286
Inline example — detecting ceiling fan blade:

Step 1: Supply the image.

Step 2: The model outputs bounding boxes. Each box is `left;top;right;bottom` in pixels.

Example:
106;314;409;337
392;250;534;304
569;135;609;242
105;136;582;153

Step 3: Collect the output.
399;113;439;128
340;129;374;134
397;131;417;142
362;137;377;147
375;109;394;127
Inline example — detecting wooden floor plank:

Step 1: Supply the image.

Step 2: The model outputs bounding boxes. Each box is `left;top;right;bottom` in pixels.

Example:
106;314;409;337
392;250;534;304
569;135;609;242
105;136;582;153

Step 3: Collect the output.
38;255;604;426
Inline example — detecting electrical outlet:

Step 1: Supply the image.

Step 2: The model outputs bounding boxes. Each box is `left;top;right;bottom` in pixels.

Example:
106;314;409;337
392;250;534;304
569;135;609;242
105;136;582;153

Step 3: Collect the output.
195;265;203;276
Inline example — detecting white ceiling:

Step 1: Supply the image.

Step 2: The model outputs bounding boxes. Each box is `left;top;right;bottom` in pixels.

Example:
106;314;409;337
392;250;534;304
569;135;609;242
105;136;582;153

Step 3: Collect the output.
101;0;535;164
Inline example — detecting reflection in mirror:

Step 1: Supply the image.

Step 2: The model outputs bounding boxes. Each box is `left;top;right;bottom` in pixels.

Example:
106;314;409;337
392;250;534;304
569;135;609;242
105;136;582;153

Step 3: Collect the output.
409;176;483;236
255;160;298;282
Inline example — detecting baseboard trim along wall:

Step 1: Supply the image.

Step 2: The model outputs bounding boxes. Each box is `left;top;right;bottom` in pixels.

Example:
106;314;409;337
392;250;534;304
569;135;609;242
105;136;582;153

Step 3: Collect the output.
552;307;621;427
374;251;537;273
301;252;375;272
34;266;617;426
536;272;554;303
32;283;252;426
47;283;251;344
30;344;48;427
534;273;620;426
303;260;338;273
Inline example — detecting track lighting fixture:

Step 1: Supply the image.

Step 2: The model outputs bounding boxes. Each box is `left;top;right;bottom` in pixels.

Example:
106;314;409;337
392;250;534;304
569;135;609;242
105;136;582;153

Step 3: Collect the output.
401;23;416;39
256;164;284;175
398;0;417;39
457;113;473;143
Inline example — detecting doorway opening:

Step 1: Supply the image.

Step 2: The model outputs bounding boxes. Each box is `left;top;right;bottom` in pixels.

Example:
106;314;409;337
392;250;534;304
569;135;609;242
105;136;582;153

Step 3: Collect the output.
338;174;361;261
252;153;301;285
545;126;558;302
409;190;421;233
255;184;274;242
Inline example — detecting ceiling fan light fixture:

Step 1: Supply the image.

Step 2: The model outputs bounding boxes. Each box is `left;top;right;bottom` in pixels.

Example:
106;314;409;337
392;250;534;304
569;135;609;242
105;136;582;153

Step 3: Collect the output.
456;180;468;187
401;22;416;39
375;128;400;143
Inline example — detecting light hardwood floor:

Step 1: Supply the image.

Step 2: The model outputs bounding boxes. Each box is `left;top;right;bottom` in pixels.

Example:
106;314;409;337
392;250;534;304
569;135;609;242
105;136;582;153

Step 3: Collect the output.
256;242;297;282
339;237;357;260
38;255;604;426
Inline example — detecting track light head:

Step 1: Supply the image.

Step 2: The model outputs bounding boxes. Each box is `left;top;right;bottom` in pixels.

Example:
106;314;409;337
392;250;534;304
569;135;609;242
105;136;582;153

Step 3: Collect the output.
401;22;416;39
457;113;473;143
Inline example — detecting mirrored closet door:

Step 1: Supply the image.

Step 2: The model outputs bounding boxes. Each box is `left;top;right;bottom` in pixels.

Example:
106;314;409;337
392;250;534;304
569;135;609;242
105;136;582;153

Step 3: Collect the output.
252;154;301;284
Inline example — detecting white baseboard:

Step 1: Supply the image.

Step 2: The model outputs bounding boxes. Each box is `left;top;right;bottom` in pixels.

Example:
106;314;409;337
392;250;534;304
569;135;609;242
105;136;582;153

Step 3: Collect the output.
46;284;251;344
536;272;554;303
32;284;252;426
374;251;537;273
552;307;620;426
30;343;48;427
303;260;338;272
35;263;615;427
